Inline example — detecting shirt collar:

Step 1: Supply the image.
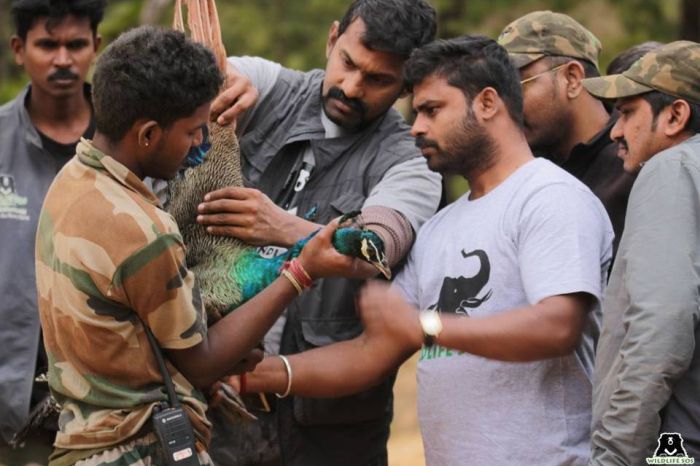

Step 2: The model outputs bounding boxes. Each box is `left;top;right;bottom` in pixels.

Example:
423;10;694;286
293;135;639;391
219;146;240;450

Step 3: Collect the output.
76;138;161;207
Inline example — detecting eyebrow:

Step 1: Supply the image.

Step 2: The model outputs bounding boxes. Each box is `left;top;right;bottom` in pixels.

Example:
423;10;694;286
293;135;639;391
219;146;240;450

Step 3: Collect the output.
340;49;397;83
414;100;441;113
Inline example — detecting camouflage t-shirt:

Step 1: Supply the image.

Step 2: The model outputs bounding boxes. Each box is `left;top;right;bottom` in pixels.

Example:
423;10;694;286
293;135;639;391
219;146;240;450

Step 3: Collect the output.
35;139;210;451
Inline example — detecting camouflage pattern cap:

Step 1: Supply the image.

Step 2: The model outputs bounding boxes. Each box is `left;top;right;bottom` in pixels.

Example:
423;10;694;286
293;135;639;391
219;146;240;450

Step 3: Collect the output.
583;41;700;105
498;10;601;69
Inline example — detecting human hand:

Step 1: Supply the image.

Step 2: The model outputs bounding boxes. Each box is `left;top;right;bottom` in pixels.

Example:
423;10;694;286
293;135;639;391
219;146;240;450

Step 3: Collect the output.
357;281;423;352
209;63;259;126
297;218;359;280
197;187;293;246
229;347;264;375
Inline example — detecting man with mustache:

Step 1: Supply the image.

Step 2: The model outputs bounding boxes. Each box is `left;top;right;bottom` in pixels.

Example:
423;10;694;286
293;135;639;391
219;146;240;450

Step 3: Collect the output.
242;35;614;465
582;41;700;465
0;0;104;463
195;1;441;465
498;11;636;257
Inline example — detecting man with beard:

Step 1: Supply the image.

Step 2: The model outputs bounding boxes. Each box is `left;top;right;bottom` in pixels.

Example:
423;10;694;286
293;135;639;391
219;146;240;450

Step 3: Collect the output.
582;41;700;465
498;11;635;256
194;1;441;465
241;35;614;465
0;1;104;463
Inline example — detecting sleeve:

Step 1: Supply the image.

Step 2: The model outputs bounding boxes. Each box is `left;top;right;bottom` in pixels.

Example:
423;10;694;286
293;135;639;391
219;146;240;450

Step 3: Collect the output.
362;156;442;233
392;246;421;309
228;56;282;134
590;159;700;465
112;233;207;350
516;183;613;306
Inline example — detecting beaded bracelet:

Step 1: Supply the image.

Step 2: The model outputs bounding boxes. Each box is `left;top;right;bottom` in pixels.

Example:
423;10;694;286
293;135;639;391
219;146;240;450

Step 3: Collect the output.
275;355;293;399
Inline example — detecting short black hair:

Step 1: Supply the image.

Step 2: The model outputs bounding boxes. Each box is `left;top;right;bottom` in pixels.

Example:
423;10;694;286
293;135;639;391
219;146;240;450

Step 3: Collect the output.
404;35;524;127
606;41;663;75
545;55;600;79
338;0;437;59
11;0;106;40
642;91;700;135
92;26;223;143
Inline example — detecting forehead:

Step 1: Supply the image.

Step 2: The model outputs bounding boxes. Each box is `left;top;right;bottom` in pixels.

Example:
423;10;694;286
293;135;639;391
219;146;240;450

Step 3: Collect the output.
172;102;211;129
26;15;94;40
413;75;465;106
335;18;405;76
616;95;649;109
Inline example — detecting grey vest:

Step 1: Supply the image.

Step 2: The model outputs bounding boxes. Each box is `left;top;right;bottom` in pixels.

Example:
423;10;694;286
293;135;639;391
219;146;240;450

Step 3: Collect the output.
239;68;418;465
0;87;77;442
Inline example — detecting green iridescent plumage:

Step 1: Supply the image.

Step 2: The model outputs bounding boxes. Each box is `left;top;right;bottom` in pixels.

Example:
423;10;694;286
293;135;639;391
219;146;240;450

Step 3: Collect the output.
228;225;388;311
166;125;389;322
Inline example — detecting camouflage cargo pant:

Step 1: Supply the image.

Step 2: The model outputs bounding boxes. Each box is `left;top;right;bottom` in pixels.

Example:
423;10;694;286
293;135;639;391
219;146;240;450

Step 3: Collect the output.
49;432;213;466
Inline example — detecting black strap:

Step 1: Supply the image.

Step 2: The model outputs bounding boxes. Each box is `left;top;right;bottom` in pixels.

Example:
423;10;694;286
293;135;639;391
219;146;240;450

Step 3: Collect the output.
141;322;181;409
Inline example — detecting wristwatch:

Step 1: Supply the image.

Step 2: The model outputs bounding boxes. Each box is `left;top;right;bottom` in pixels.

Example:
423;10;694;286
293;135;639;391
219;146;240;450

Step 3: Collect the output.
419;309;443;347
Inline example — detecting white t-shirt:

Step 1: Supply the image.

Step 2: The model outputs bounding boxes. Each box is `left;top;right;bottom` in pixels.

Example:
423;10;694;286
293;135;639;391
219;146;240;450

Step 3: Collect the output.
394;157;613;466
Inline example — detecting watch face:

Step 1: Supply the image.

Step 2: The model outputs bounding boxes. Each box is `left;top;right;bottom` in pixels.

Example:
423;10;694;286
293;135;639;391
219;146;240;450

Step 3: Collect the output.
421;311;442;336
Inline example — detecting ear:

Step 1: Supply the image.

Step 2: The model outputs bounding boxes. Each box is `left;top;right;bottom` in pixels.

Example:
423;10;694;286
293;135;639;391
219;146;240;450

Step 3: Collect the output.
473;87;499;121
662;99;692;137
93;33;102;52
326;21;340;59
10;35;25;66
562;61;585;99
136;120;161;151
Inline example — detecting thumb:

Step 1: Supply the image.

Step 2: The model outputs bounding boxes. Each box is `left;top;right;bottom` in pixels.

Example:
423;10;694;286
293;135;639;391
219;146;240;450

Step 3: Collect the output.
314;217;341;244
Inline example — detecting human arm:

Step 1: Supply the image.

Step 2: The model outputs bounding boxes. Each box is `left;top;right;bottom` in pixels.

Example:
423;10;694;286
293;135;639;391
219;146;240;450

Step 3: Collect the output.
245;281;423;397
590;157;700;465
435;293;589;361
209;56;281;128
164;219;355;389
196;156;439;274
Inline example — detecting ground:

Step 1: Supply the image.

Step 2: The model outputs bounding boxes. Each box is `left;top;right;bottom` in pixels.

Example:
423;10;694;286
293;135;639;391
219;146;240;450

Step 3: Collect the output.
388;353;424;466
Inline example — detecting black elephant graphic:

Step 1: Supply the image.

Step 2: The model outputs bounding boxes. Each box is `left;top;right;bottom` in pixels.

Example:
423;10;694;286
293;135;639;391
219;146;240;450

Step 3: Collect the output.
430;249;492;315
654;433;689;457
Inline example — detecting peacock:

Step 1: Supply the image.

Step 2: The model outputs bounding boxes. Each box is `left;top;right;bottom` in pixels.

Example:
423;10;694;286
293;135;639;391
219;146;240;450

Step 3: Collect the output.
167;0;391;324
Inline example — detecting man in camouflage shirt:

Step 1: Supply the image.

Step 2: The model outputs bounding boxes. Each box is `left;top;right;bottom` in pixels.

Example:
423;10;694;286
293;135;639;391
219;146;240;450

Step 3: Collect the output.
583;41;700;464
498;11;635;257
36;26;352;466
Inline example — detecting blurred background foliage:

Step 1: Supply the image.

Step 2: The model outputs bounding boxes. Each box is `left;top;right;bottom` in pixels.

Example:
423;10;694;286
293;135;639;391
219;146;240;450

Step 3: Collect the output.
1;0;698;197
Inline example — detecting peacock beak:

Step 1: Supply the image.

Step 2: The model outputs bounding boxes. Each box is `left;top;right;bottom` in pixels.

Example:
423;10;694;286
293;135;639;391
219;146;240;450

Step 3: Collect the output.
360;238;392;280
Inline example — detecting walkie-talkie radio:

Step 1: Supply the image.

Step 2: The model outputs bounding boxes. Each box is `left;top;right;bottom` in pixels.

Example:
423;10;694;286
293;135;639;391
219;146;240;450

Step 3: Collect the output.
142;323;201;466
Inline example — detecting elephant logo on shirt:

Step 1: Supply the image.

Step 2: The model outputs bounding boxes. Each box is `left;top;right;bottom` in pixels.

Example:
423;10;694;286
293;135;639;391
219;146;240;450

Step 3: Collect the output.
430;249;492;315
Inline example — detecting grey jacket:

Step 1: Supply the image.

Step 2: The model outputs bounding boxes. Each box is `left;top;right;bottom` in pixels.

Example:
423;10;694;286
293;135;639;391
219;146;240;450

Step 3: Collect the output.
591;134;700;465
239;66;439;465
0;87;75;442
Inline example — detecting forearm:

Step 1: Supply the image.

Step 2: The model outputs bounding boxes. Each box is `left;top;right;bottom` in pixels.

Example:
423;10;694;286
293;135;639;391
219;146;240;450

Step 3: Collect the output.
275;214;321;248
435;295;587;362
248;335;416;397
168;275;298;388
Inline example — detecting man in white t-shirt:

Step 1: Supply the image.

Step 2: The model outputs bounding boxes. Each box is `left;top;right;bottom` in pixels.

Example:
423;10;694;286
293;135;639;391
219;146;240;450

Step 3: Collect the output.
243;35;613;466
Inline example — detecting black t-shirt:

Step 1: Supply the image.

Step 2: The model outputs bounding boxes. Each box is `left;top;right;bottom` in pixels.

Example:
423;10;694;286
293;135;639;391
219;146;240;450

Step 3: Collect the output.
37;116;95;159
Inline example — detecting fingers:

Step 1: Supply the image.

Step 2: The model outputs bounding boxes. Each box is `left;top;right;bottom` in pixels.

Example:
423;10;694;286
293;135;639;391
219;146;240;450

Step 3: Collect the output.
210;73;259;125
203;186;254;202
314;217;341;243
